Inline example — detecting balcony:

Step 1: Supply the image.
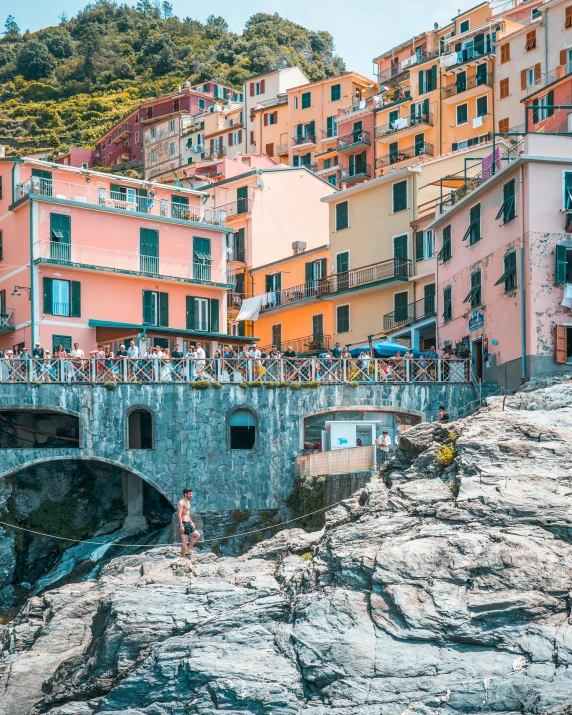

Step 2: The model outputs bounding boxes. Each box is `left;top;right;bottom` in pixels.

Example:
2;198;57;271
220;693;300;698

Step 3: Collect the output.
315;162;340;177
375;142;433;169
337;163;372;184
202;147;227;161
337;130;372;154
110;125;132;144
375;112;433;140
377;52;438;85
17;178;227;228
383;295;436;332
276;144;289;156
320;129;339;146
35;241;229;286
260;258;411;311
260;334;331;355
254;94;288;110
442;73;492;101
227;292;247;311
292;134;317;150
0;308;14;331
441;36;493;71
214;198;251;221
337;96;381;118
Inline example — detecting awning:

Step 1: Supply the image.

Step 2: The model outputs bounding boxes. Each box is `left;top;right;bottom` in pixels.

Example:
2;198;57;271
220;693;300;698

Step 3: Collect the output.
348;342;424;358
88;320;259;343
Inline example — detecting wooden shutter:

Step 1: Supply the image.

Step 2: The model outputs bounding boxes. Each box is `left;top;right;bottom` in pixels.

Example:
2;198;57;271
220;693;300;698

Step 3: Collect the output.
250;130;255;145
561;49;568;66
265;143;274;156
186;296;195;330
547;90;555;116
415;231;424;261
501;43;510;63
260;79;265;93
418;70;424;95
309;120;315;138
210;298;219;332
273;111;278;123
500;78;509;99
521;70;527;91
71;281;81;318
534;63;541;84
265;275;273;292
430;65;437;91
43;277;53;314
305;262;313;282
0;230;3;262
566;6;572;28
555;325;567;363
228;133;233;146
336;201;348;230
238;130;242;144
159;292;168;327
143;290;154;325
556;245;568;284
264;113;268;126
319;258;327;277
140;228;159;257
250;83;255;97
525;30;536;50
293;155;300;167
499;118;510;134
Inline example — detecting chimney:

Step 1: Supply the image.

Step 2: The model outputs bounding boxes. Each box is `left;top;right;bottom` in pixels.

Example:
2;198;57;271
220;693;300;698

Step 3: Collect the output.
0;145;5;158
292;241;307;255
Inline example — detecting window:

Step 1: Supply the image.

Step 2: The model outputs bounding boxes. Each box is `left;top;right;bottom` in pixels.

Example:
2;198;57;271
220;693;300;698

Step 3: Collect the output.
393;234;408;261
186;295;219;332
193;236;212;281
555;325;572;363
51;335;72;355
414;133;426;156
336;305;350;334
295;96;299;110
0;230;2;261
151;150;157;163
169;142;176;156
393;291;409;323
326;116;338;138
43;278;80;317
500;78;509;99
566;5;572;28
525;29;537;51
331;84;341;101
266;111;277;125
532;91;554;122
169;120;175;131
462;203;481;244
305;258;327;283
438;225;452;263
456;103;468;125
476;96;488;118
171;194;189;219
443;285;452;323
476;64;488;86
415;230;434;261
463;270;482;308
135;115;139;124
495;251;517;293
272;324;282;350
328;174;337;186
555;244;572;284
500;43;510;64
499;117;510;134
143;290;168;327
389;141;399;165
392;180;408;213
151;127;157;139
128;409;154;449
495;179;516;224
199;99;205;110
229;409;256;450
301;92;311;109
147;107;153;119
460;19;470;33
418;66;437;95
139;227;158;273
335;201;349;230
135;131;140;143
237;186;249;214
50;213;71;261
173;98;180;112
265;272;282;294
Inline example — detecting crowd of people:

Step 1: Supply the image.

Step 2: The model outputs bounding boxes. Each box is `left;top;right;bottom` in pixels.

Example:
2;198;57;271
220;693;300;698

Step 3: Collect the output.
0;339;471;384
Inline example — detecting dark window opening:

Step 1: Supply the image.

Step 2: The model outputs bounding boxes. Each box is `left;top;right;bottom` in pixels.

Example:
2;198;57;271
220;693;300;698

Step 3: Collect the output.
229;409;256;450
128;409;153;449
0;410;79;449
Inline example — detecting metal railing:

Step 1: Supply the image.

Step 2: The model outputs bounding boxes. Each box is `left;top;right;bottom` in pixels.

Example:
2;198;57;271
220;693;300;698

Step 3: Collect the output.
259;334;332;355
19;178;226;227
376;143;433;169
375;112;433;138
35;241;228;284
442;73;492;99
254;94;288;109
0;357;471;385
260;258;411;311
276;144;289;155
337;96;382;116
0;308;14;330
338;163;372;181
337;130;372;151
292;134;317;146
212;198;251;219
377;52;438;84
441;37;493;69
383;295;436;332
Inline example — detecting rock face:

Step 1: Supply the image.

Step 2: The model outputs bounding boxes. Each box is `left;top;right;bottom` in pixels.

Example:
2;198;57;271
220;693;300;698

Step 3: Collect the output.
2;381;572;713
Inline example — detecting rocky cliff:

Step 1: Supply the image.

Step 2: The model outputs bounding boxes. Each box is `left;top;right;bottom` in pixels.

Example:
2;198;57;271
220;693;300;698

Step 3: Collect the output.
2;381;572;714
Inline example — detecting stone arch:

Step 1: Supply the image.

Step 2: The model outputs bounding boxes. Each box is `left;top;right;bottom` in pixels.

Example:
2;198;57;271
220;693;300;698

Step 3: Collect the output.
124;405;155;450
226;406;258;451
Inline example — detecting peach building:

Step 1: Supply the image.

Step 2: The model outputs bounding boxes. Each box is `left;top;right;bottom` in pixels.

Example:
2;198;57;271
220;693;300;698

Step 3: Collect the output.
429;133;572;389
0;158;255;356
251;245;332;352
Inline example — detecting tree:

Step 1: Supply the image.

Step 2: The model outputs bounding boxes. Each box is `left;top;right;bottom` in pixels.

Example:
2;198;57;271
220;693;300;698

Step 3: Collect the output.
205;15;229;39
16;40;55;80
136;0;153;14
58;11;69;25
162;1;173;20
4;15;20;37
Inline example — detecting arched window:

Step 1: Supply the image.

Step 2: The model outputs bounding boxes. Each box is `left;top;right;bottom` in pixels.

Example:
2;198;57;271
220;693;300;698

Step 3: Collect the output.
127;409;154;449
229;409;256;450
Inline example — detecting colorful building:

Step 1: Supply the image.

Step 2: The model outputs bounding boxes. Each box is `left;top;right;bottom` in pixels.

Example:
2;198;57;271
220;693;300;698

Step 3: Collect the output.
429;133;572;389
0;158;254;356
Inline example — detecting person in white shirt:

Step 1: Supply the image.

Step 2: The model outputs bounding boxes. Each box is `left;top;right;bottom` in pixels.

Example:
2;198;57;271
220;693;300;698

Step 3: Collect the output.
248;343;262;377
70;342;84;358
127;340;139;358
376;430;392;466
195;342;205;379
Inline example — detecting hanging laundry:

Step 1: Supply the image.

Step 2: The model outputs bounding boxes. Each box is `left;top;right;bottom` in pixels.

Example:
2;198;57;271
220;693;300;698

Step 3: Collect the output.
473;115;484;128
439;53;457;68
237;295;264;321
562;284;572;309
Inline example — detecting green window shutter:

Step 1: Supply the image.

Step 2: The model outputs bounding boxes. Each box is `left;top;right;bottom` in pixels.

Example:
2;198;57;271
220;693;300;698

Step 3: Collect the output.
393;181;407;212
452;142;458;151
265;275;273;291
336;201;349;230
295;123;303;139
159;292;169;327
320;258;327;276
210;298;219;332
565;172;572;209
137;188;148;214
43;277;54;314
430;65;437;91
415;231;424;261
0;230;3;262
418;70;424;95
305;262;313;282
71;281;81;318
547;90;554;117
556;245;568;284
52;335;72;354
327;116;334;137
337;305;349;333
532;99;539;124
50;213;71;244
337;251;349;273
237;186;248;200
476;63;487;85
274;272;282;290
349;154;355;175
443;286;452;321
140;228;159;256
309;120;315;137
186;296;195;329
110;183;121;198
143;290;154;325
171;195;189;219
394;292;409;321
293;155;300;167
389;110;399;125
393;234;408;259
331;84;341;101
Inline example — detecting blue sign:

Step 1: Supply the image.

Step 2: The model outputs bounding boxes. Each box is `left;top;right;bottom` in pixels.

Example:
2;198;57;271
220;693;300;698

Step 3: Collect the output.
468;309;485;332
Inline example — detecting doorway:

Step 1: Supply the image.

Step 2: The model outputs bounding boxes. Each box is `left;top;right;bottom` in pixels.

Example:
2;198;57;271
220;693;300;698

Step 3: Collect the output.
472;337;483;380
153;337;169;349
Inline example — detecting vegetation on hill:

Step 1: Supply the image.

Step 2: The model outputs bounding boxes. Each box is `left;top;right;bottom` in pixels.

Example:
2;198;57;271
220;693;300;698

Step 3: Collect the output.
0;1;346;157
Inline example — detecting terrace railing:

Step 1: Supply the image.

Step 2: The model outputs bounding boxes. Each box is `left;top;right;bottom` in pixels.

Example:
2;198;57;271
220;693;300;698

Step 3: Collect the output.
0;357;470;384
376;143;433;169
383;295;436;332
375;113;433;138
35;241;229;284
441;73;492;99
18;178;226;227
337;130;372;151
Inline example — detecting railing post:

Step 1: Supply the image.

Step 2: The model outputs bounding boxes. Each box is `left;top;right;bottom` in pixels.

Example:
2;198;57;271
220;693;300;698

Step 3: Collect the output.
374;358;379;382
247;359;253;382
153;359;160;382
280;359;284;382
121;358;128;382
29;358;35;382
406;359;410;382
185;359;190;382
437;359;442;382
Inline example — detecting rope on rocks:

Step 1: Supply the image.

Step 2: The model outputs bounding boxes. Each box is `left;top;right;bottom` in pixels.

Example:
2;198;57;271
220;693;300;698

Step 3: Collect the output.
0;500;347;548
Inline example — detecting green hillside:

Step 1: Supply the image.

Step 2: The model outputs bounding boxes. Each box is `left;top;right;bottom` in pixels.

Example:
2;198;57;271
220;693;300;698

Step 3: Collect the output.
0;1;346;157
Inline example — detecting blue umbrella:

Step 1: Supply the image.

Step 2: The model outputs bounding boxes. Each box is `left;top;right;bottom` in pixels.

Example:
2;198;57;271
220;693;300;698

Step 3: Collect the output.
348;342;424;358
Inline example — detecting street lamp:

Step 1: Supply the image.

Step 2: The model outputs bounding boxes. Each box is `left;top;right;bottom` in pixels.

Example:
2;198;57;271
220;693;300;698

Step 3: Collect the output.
12;286;31;300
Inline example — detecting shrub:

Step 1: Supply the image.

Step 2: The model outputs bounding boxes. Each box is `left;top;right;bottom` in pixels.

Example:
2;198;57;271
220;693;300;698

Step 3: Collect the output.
448;431;458;443
290;383;302;390
246;381;263;388
300;551;313;561
301;381;320;388
239;383;247;389
278;382;289;388
191;380;210;390
264;381;279;388
437;444;456;467
211;381;221;389
449;482;460;498
349;381;359;388
104;381;117;391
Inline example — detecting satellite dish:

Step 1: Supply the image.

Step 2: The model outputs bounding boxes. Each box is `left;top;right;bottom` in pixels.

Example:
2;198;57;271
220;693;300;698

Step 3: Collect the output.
257;178;265;190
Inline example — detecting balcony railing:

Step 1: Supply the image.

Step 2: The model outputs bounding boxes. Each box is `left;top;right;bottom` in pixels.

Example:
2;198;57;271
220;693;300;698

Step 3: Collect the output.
337;130;372;152
18;178;226;227
375;112;433;138
227;246;246;263
260;258;411;311
260;334;332;355
0;308;14;330
441;36;493;69
442;73;492;99
337;96;382;116
383;295;436;332
254;94;288;110
376;142;433;169
338;163;372;182
35;241;229;285
0;357;470;385
292;134;316;147
276;144;289;155
213;198;251;220
377;52;438;84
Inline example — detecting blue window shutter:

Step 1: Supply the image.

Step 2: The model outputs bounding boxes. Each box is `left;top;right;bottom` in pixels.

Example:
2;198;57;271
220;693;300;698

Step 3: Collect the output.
43;277;53;314
71;281;81;317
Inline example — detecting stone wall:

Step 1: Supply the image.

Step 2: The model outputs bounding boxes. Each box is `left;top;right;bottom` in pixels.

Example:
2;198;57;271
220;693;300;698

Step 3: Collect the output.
0;382;476;513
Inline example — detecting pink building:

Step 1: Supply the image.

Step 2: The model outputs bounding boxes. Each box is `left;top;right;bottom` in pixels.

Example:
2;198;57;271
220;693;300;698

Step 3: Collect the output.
0;158;252;356
58;147;100;170
429;133;572;389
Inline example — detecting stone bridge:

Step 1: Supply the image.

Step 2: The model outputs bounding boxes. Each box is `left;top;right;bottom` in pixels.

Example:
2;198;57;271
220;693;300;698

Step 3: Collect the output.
0;382;476;518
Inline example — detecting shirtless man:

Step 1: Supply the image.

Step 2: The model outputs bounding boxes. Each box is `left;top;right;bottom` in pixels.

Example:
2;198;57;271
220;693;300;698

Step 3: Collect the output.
177;487;201;558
